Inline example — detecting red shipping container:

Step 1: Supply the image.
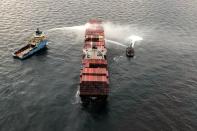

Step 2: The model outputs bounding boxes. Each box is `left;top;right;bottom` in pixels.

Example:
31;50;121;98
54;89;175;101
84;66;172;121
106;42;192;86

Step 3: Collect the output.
82;68;108;77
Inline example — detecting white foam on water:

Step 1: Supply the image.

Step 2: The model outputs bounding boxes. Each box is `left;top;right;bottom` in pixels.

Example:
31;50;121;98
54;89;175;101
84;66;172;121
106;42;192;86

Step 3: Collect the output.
72;88;81;104
113;55;124;62
7;44;15;53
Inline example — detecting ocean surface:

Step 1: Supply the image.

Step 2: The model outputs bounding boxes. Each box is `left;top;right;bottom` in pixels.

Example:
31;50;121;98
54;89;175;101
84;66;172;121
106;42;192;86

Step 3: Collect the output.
0;0;197;131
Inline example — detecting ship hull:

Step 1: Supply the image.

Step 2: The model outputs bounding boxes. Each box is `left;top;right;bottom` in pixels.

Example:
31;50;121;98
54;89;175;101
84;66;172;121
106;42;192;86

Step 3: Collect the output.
126;47;134;57
80;20;109;104
13;40;48;59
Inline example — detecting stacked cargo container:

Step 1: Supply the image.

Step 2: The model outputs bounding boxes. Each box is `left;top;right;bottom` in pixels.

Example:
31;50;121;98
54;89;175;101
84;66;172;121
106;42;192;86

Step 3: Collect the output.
80;20;109;103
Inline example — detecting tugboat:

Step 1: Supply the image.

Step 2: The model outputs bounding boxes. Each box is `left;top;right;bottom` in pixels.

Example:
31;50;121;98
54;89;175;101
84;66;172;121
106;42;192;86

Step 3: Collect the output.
126;42;134;57
13;28;48;59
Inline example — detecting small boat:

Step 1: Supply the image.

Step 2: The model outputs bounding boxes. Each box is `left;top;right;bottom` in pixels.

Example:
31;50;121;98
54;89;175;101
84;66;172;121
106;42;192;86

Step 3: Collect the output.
126;46;134;57
13;28;48;59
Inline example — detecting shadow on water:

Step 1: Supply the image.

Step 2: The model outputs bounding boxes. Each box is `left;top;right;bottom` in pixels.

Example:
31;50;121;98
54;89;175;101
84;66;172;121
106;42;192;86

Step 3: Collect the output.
34;47;48;56
81;101;109;117
126;56;135;61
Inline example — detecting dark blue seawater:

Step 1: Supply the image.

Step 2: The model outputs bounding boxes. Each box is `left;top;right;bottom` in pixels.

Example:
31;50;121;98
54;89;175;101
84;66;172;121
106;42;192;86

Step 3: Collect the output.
0;0;197;131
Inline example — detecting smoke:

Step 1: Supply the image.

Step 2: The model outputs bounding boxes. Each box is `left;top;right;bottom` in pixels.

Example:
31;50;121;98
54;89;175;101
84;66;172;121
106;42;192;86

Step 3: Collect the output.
103;22;131;41
103;22;143;41
103;22;144;48
46;21;145;47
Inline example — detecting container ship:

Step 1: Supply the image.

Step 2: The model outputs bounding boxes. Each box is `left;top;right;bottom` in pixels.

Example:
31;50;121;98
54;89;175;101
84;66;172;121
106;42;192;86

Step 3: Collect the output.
80;20;109;103
13;28;48;59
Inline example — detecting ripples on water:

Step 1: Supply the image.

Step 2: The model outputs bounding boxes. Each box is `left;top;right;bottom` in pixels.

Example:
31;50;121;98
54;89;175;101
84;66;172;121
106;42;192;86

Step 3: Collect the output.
0;0;197;131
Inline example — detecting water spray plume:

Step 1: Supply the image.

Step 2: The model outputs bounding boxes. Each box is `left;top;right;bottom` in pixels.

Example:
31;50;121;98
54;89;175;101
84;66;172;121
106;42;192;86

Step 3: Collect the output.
128;35;143;48
46;22;144;48
103;22;143;47
103;22;132;41
48;25;85;32
105;39;127;47
129;35;143;42
46;25;86;41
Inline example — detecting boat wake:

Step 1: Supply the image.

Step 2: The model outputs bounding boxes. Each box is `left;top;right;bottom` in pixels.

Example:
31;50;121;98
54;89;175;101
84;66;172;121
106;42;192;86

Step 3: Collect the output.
7;44;16;53
72;88;81;104
113;55;124;62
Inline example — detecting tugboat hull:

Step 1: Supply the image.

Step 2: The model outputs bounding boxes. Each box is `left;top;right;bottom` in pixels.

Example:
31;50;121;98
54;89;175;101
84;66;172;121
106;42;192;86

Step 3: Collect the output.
13;40;48;59
126;47;134;57
13;29;48;60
